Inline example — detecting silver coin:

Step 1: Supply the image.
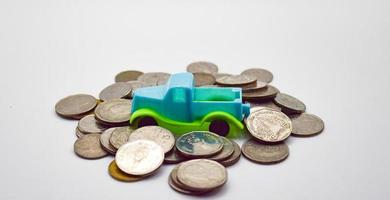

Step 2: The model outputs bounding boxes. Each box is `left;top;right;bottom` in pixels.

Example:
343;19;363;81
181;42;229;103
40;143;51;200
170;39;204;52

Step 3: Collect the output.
55;94;97;117
246;109;292;142
128;126;175;153
186;61;218;75
177;159;227;192
215;73;231;79
176;131;223;158
208;137;235;161
115;140;164;176
164;147;186;164
115;70;144;82
127;80;155;97
193;72;216;86
95;99;132;125
77;114;106;134
290;113;324;136
246;101;282;111
241;68;273;83
137;72;170;85
243;85;280;100
75;127;86;138
99;82;132;101
169;164;209;195
216;74;256;86
242;139;289;164
219;140;241;167
274;93;306;114
242;80;268;92
100;128;117;154
109;126;135;149
74;134;108;159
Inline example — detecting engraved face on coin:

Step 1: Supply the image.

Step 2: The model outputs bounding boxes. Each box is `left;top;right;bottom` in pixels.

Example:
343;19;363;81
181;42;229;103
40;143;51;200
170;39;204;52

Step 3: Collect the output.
246;109;292;142
274;93;306;114
242;139;289;164
95;99;131;125
241;68;273;83
99;82;132;101
100;128;117;154
55;94;97;117
193;72;216;86
115;70;144;82
209;137;235;161
137;72;170;85
115;140;164;176
78;114;106;134
186;61;218;75
243;85;280;100
177;159;227;191
109;126;135;149
176;131;223;158
290;113;324;136
128;126;175;153
108;160;145;182
74;134;108;159
219;140;241;167
216;74;256;86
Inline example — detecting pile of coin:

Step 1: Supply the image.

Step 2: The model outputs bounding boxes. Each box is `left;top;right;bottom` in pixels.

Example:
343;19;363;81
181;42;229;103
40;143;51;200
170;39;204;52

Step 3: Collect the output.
55;61;324;195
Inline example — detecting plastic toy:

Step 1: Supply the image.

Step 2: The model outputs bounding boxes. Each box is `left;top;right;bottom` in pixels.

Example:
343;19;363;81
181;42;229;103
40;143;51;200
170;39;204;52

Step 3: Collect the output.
130;72;250;138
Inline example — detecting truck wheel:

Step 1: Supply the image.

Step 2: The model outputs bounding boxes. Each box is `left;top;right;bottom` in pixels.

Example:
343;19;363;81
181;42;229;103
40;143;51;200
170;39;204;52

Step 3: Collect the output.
209;120;229;137
138;116;158;128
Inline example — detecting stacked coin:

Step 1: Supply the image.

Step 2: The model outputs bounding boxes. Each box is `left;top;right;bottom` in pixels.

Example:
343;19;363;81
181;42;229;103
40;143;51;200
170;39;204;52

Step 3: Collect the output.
55;61;325;196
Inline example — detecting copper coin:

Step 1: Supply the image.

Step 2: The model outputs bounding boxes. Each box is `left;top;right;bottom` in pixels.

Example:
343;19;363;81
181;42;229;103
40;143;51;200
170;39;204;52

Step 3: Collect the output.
186;61;218;75
109;126;135;149
219;140;241;167
74;134;108;159
108;160;145;182
100;128;117;155
209;137;235;162
115;70;144;82
242;139;289;164
55;94;97;117
243;85;279;101
99;82;132;101
95;99;132;125
78;114;106;134
241;68;273;83
274;93;306;114
193;72;216;86
290;113;324;136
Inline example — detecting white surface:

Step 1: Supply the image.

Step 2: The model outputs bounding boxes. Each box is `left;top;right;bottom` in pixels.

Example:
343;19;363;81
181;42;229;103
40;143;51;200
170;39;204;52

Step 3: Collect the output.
1;0;389;199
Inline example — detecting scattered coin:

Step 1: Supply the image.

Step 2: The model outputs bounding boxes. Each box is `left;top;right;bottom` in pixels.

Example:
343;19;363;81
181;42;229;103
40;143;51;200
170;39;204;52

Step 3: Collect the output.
169;164;208;195
243;85;279;101
209;137;235;162
108;160;145;182
74;134;108;159
55;94;97;118
247;101;282;111
242;139;289;164
127;80;155;97
164;147;186;164
99;82;132;101
219;140;241;167
77;114;106;134
193;72;216;86
109;126;135;149
100;128;117;154
176;131;223;158
216;74;256;86
177;159;227;192
241;68;273;83
128;126;175;153
215;73;231;79
290;113;324;136
137;72;170;85
75;127;86;138
242;80;268;92
115;140;164;176
115;70;144;82
246;108;292;142
186;61;218;75
95;99;132;125
274;93;306;114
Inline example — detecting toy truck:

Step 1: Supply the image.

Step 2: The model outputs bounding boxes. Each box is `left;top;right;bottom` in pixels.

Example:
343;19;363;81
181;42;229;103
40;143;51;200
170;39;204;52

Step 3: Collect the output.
130;72;250;138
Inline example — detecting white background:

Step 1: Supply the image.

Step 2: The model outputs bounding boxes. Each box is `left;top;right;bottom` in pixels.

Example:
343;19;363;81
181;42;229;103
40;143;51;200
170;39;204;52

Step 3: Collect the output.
1;0;389;199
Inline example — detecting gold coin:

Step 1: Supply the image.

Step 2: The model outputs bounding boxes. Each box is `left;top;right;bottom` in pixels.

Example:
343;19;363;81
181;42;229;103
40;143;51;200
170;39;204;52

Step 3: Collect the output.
108;160;145;182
